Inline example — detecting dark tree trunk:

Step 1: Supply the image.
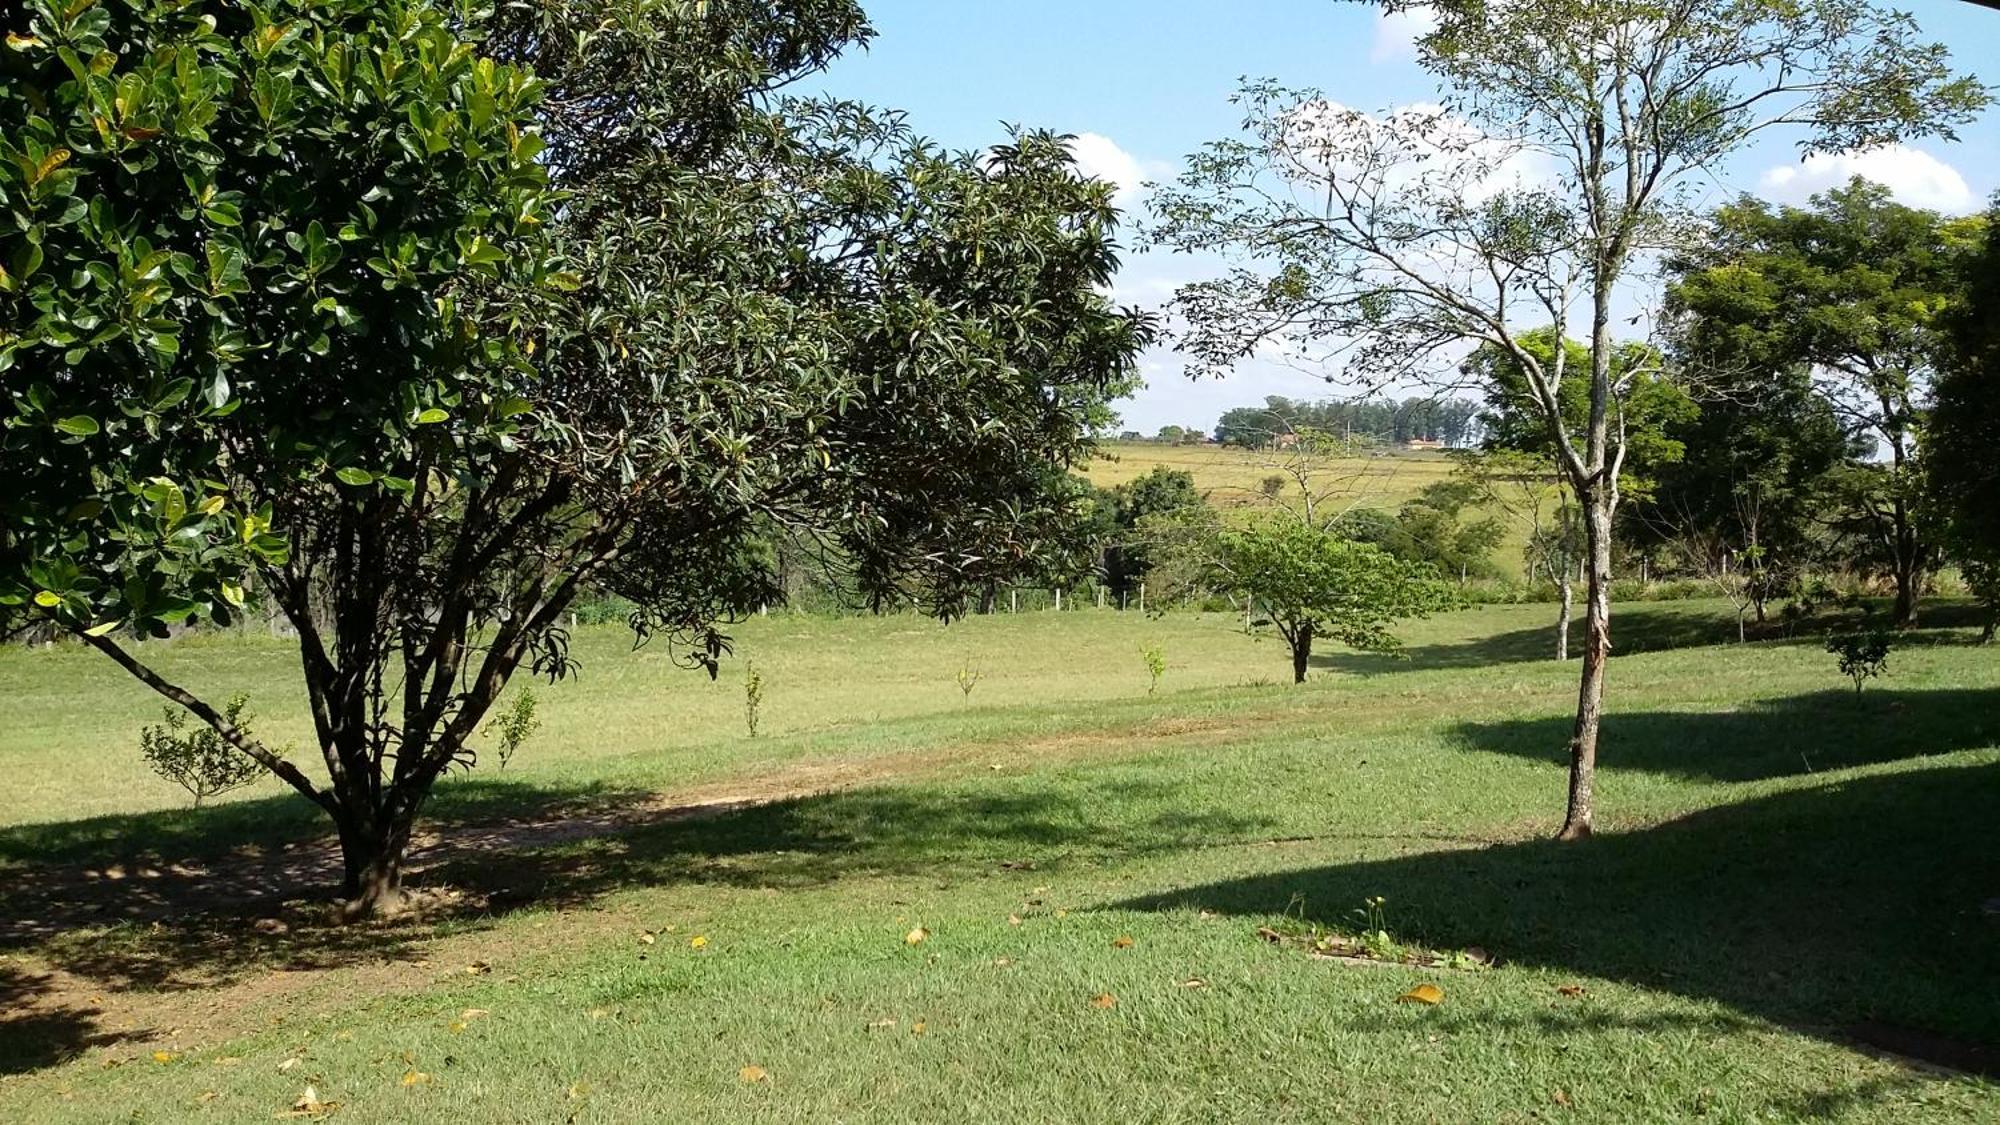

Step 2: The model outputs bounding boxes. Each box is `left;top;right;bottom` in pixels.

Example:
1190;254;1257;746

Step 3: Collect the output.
1892;562;1920;629
336;811;416;920
1558;490;1614;842
1290;621;1313;684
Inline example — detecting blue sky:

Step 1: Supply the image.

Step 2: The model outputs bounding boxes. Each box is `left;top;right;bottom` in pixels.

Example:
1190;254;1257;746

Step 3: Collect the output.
815;1;2000;434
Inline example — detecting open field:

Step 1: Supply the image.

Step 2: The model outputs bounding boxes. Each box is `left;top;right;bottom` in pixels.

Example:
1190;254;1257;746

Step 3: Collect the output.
1081;440;1541;567
2;601;1997;1122
1082;439;1465;511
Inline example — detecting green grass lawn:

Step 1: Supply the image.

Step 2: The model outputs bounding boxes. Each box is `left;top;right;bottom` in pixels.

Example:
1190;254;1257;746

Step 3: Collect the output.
1;600;1997;1122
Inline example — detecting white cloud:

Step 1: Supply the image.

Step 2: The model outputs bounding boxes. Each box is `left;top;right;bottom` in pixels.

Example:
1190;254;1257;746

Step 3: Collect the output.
1068;132;1151;211
1758;145;1977;213
1369;5;1437;64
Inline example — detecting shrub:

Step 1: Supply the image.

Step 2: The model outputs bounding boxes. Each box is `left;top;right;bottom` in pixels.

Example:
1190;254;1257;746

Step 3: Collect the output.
955;660;982;699
1142;645;1167;695
1826;628;1893;694
139;695;265;806
483;688;541;770
744;661;765;737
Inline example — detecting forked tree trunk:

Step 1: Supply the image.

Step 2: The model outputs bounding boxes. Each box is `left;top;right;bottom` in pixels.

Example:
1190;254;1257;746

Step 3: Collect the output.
1558;491;1614;842
1290;620;1314;684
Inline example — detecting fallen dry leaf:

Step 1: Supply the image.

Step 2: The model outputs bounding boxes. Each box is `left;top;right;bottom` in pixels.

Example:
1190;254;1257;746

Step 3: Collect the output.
1090;993;1116;1009
638;932;656;946
1397;983;1444;1006
214;1057;243;1067
1255;926;1284;943
904;927;929;946
588;1007;611;1020
1111;935;1134;949
277;1057;303;1072
1557;984;1586;998
464;961;491;975
688;935;708;949
1179;978;1208;989
1554;1088;1573;1108
196;1090;218;1104
992;957;1014;967
1007;914;1023;926
567;1081;590;1100
910;1021;927;1036
400;1070;431;1087
284;1085;339;1119
739;1065;769;1084
868;1017;898;1029
152;1050;176;1064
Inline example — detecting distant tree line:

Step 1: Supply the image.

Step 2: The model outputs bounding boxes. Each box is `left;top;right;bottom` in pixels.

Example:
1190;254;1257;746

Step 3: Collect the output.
1212;396;1482;449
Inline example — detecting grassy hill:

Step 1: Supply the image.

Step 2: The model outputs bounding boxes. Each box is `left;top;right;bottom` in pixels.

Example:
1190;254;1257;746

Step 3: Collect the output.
1082;440;1540;571
2;601;1995;1121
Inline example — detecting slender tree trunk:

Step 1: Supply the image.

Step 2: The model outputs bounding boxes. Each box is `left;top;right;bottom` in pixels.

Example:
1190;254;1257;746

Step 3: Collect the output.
1555;568;1572;662
1291;620;1313;684
1558;490;1614;841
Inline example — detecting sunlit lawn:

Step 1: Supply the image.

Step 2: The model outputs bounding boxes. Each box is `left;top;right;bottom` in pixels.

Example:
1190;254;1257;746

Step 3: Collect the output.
1;599;1996;1121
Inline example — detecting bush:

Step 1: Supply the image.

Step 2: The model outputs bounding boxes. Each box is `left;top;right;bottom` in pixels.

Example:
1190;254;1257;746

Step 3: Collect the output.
139;695;266;806
1826;628;1893;694
482;688;540;770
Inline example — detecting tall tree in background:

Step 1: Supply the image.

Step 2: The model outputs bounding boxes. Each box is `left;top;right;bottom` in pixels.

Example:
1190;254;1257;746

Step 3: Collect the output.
1667;181;1981;627
1149;0;1982;838
1931;199;2000;643
2;0;1150;914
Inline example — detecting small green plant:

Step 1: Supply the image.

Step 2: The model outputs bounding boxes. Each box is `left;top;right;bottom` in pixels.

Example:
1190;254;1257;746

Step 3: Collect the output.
744;660;765;737
483;688;541;770
955;660;982;700
1351;895;1399;960
1826;627;1893;694
1141;644;1166;695
139;694;266;806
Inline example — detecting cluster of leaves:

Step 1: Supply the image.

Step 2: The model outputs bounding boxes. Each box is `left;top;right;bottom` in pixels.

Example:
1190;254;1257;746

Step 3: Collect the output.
481;688;539;770
1339;479;1505;582
140;693;265;805
1826;628;1893;694
1;0;554;636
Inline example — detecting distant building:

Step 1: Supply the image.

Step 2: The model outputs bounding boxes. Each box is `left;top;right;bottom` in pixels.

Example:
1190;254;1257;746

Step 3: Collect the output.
1403;437;1445;451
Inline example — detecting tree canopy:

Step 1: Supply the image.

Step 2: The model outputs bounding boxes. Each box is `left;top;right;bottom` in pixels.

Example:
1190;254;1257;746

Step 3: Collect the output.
2;0;1152;915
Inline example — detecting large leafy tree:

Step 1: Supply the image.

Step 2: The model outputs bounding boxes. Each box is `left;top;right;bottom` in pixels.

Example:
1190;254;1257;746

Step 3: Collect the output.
1667;180;1982;626
1631;366;1857;623
1149;0;1981;838
2;0;1151;915
1931;198;2000;643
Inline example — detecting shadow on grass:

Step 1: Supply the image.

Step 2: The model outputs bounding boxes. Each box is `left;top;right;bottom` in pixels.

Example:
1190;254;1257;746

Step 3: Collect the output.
1317;599;1991;675
0;963;150;1075
1115;758;2000;1068
0;769;1276;1071
1455;687;2000;783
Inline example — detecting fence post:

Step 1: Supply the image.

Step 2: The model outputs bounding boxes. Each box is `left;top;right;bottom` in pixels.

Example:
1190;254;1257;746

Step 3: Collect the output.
1010;589;1018;614
1054;588;1062;612
1138;582;1145;614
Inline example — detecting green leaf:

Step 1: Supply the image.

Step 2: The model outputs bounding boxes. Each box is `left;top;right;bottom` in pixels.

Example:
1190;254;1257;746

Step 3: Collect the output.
54;415;101;435
414;408;449;424
334;467;376;487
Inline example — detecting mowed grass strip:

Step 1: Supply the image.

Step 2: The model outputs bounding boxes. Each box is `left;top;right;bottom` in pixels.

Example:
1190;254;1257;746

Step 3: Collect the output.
1;600;1996;1122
